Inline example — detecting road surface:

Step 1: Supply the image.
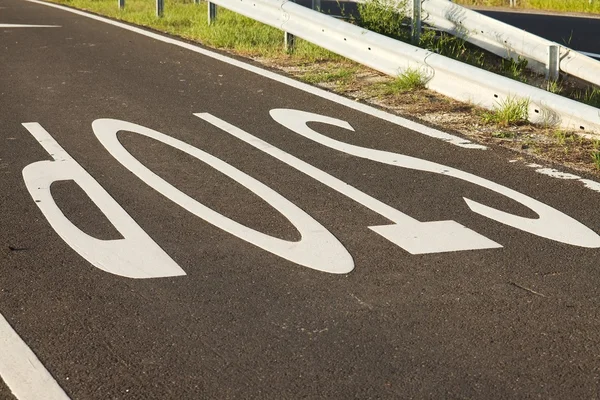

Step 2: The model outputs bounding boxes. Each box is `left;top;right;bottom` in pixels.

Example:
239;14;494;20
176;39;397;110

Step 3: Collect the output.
2;0;600;399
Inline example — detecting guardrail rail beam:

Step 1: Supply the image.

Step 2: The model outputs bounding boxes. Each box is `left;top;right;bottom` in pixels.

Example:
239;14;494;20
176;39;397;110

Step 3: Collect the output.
419;0;600;87
203;0;600;136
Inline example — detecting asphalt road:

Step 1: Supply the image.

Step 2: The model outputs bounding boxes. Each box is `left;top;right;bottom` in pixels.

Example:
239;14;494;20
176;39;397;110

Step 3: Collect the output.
477;9;600;56
2;0;600;399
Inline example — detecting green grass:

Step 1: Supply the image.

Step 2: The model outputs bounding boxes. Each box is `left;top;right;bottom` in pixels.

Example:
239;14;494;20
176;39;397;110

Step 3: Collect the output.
500;56;528;83
553;129;569;144
546;79;563;94
591;151;600;169
356;0;410;42
553;130;585;145
574;87;600;108
299;65;358;86
491;130;516;138
420;31;471;62
454;0;600;14
379;68;427;94
419;30;486;68
51;0;340;61
482;96;530;126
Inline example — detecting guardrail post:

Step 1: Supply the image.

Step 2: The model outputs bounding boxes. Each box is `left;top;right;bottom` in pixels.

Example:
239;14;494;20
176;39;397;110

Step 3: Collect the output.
285;32;295;53
208;2;217;24
156;0;163;17
312;0;321;10
118;0;125;10
194;0;199;4
509;0;516;7
547;45;560;81
412;0;422;45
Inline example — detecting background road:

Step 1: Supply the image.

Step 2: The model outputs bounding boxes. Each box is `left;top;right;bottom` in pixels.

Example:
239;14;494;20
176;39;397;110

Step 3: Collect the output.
2;0;600;399
477;9;600;56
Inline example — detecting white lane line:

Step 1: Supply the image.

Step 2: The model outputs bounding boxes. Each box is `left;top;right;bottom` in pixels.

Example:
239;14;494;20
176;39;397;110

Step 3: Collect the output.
580;51;600;59
515;160;600;194
0;313;70;400
24;0;485;150
524;164;600;194
0;24;60;27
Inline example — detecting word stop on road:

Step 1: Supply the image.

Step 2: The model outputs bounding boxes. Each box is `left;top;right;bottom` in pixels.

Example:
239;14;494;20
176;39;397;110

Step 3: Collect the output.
22;109;600;278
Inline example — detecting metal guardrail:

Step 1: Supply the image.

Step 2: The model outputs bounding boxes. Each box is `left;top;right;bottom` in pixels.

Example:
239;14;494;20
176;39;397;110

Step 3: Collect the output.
206;0;600;135
420;0;600;87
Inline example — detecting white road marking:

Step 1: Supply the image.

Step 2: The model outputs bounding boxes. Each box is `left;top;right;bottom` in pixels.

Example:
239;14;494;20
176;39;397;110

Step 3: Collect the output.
523;164;600;194
0;24;60;28
196;113;501;254
25;0;485;150
0;313;70;400
582;179;600;193
534;168;580;180
91;119;354;274
22;123;186;279
580;51;600;59
268;109;600;248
